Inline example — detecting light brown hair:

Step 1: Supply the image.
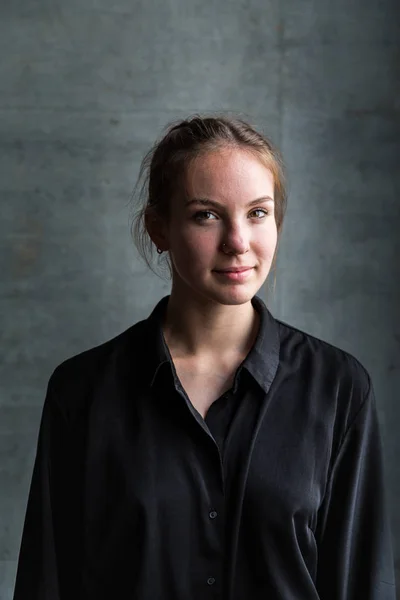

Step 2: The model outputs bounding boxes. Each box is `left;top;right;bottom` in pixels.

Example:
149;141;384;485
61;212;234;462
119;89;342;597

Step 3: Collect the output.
130;113;287;290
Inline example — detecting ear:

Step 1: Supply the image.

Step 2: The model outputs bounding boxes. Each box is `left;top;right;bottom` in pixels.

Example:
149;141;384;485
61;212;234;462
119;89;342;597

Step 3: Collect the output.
145;208;169;251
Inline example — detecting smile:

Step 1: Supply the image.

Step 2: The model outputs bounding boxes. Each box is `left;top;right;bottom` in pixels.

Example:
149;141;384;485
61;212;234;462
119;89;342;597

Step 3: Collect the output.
213;268;254;281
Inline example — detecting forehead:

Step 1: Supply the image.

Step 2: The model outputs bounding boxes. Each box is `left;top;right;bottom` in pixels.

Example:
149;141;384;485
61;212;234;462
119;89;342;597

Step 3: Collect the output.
183;148;275;195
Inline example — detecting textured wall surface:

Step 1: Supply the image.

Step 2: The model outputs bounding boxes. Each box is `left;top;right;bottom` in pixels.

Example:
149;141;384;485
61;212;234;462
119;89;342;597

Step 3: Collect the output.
1;1;399;597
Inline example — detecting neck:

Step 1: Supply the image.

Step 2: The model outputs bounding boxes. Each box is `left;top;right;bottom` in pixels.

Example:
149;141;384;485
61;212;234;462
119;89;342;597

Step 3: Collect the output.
162;289;260;362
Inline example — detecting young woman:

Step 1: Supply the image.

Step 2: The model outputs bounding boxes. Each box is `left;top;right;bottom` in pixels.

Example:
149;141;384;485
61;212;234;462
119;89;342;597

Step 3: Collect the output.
13;115;396;599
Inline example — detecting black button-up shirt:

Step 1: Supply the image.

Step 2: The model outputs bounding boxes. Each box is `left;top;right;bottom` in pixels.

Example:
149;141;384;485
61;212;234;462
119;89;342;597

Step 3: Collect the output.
13;294;396;600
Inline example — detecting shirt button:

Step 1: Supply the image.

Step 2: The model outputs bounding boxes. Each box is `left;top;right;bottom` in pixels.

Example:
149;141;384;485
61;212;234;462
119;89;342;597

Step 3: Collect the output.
209;510;218;519
207;577;216;586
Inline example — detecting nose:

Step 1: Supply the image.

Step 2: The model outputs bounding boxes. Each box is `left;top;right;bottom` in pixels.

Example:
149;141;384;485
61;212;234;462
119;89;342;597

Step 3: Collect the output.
221;229;250;255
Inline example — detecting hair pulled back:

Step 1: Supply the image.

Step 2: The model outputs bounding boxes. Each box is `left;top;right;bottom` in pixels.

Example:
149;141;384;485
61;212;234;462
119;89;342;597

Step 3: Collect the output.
130;113;287;281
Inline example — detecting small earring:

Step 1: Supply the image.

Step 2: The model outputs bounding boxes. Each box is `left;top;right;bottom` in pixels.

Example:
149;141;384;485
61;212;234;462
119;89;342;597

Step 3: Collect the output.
156;247;163;254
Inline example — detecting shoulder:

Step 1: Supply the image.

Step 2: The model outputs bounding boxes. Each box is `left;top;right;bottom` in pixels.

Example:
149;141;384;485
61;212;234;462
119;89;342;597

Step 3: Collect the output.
51;321;142;377
46;318;149;418
275;316;372;418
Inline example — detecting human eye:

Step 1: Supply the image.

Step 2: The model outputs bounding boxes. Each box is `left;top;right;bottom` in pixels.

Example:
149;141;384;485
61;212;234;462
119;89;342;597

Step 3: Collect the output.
250;208;270;219
193;210;218;222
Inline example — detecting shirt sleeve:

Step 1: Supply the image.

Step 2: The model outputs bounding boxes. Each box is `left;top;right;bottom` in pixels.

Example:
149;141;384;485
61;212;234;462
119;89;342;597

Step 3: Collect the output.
315;375;396;599
13;372;84;600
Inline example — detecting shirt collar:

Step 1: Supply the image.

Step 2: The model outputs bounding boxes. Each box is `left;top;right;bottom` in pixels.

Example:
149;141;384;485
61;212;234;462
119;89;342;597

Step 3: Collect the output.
143;294;280;396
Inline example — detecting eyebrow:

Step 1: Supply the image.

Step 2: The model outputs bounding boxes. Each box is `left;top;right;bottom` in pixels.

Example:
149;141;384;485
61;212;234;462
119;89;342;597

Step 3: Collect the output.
185;196;274;209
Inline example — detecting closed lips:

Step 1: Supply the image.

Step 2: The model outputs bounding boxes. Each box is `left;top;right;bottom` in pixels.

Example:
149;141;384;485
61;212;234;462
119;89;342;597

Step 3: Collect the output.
215;267;252;272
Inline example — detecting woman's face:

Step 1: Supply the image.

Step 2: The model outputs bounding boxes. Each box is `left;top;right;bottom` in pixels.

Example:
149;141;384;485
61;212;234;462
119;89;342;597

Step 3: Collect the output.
161;147;278;306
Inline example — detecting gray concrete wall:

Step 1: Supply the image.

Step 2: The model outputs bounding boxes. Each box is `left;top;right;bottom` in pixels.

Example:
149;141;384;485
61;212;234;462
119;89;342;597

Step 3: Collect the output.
1;1;399;597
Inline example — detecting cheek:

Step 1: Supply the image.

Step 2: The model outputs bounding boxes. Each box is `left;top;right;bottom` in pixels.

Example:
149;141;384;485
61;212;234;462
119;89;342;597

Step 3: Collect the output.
254;228;278;258
172;229;216;267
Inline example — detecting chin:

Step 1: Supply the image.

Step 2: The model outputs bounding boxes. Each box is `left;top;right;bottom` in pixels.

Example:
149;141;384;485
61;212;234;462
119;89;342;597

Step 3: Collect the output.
219;288;258;305
200;281;260;306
